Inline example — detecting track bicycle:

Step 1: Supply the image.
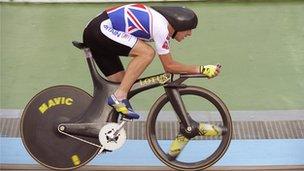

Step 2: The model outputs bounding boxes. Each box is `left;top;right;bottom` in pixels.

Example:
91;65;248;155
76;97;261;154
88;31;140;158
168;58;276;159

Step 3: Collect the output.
20;41;233;170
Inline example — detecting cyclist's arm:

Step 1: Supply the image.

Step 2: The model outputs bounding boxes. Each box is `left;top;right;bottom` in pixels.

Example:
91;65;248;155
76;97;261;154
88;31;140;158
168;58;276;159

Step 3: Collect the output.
159;53;200;74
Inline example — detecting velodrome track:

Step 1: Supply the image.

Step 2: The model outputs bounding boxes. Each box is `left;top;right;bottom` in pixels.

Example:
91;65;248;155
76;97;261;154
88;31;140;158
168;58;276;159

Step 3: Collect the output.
1;110;304;171
1;138;304;171
2;164;304;171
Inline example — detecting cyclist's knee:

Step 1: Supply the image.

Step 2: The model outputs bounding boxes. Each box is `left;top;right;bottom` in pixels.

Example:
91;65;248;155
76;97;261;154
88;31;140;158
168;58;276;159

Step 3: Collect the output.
130;40;155;61
145;46;155;61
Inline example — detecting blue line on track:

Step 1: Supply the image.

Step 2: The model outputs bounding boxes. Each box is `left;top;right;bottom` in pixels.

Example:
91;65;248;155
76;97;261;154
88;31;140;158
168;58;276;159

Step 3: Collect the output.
1;138;303;166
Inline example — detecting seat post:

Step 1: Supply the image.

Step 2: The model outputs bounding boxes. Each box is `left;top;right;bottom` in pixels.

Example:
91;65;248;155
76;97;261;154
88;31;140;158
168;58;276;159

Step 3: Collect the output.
84;48;93;59
82;48;102;89
72;41;109;90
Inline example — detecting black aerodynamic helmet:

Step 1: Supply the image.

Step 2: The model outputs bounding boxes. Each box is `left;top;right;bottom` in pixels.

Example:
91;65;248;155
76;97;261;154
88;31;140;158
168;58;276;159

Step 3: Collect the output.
151;6;198;38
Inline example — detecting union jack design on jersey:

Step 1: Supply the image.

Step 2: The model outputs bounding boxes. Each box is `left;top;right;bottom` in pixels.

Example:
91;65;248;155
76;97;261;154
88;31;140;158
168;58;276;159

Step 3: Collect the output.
106;4;153;40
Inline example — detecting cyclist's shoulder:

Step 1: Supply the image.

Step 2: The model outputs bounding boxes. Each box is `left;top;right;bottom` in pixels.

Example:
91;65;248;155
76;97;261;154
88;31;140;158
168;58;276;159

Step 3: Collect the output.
149;7;167;22
150;8;168;34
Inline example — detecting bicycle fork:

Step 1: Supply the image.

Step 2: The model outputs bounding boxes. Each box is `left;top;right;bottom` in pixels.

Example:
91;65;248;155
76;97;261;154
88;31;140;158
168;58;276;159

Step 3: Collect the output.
164;85;227;159
165;85;200;138
164;85;227;139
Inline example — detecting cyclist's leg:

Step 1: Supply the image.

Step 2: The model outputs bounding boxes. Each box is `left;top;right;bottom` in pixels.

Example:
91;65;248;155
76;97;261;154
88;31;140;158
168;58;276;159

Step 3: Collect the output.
108;40;155;119
114;40;155;100
83;11;127;82
98;40;155;84
106;71;125;82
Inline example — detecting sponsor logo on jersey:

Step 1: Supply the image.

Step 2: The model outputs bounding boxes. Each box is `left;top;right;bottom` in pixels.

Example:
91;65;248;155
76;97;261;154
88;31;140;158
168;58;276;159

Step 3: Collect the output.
162;41;169;50
121;33;132;40
103;25;132;41
103;25;122;37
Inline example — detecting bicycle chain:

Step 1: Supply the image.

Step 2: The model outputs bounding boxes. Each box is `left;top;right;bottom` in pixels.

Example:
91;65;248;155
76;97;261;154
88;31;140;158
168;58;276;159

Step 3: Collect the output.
58;126;103;149
57;119;130;152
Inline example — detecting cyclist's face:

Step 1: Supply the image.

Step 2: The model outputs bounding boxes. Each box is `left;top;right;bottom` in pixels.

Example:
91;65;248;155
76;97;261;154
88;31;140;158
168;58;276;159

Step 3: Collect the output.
175;30;192;42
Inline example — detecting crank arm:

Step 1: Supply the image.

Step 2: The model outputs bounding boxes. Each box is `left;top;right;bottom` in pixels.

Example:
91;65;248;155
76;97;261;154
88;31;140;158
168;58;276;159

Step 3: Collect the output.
58;124;103;149
113;120;127;136
112;117;132;136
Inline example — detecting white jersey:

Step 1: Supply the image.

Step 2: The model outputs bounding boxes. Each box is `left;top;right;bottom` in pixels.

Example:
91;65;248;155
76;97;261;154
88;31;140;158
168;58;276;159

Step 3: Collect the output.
100;4;170;55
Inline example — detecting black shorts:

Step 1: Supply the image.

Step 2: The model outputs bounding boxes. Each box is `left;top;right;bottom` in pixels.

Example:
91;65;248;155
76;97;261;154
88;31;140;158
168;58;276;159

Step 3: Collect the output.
83;12;134;76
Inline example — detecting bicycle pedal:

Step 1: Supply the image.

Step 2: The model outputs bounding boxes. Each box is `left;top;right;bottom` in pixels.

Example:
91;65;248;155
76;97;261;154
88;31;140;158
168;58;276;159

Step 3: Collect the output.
98;123;126;151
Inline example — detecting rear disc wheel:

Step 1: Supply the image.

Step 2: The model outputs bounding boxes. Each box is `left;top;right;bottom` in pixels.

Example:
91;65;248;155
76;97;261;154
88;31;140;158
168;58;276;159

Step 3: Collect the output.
20;85;98;170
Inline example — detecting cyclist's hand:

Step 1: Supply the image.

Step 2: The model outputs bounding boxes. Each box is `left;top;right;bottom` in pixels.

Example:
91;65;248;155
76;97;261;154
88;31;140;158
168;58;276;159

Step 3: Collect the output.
200;64;222;78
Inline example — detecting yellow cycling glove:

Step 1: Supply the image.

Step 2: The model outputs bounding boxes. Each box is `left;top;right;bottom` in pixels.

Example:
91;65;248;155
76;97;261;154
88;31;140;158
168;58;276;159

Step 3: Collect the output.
200;65;218;78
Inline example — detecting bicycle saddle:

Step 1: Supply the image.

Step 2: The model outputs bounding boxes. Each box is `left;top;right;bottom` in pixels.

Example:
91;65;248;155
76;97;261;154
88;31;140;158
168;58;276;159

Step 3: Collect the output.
72;41;88;49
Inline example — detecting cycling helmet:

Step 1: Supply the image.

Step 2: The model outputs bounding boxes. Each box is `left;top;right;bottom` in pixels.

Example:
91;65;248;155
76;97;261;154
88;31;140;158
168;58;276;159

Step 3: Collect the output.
151;6;198;38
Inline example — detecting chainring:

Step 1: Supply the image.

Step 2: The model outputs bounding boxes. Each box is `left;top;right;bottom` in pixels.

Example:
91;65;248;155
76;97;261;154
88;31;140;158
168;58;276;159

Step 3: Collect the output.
99;123;126;151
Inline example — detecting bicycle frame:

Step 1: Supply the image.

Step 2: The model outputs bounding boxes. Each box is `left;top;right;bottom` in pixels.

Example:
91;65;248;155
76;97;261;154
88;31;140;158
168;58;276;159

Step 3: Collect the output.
61;45;204;139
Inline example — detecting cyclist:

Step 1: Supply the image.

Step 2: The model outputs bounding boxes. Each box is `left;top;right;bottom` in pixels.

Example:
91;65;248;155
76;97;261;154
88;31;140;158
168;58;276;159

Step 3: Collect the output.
83;4;221;120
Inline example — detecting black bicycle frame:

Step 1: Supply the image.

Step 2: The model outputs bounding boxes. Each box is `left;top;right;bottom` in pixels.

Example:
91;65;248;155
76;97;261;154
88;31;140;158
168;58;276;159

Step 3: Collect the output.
61;45;202;138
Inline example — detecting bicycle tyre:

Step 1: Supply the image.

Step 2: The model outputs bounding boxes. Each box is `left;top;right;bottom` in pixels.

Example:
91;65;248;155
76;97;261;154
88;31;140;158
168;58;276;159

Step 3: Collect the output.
20;85;99;170
146;86;233;170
